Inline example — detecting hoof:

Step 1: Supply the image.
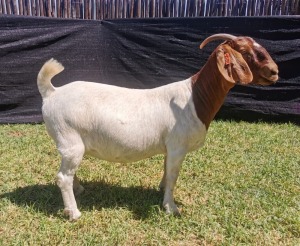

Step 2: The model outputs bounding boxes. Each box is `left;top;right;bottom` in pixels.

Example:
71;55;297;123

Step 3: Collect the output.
163;202;181;217
64;208;81;221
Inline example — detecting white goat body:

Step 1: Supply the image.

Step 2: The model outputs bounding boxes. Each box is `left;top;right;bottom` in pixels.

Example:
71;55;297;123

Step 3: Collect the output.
41;71;207;164
38;59;207;220
38;34;278;221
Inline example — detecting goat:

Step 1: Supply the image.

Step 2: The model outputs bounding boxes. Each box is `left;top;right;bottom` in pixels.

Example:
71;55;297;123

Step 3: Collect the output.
37;33;278;221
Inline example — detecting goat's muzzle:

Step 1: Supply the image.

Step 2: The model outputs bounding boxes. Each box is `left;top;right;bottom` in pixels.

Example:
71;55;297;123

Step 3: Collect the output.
257;63;279;85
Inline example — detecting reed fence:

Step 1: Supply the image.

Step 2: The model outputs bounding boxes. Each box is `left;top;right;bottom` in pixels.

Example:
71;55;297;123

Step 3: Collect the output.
0;0;299;19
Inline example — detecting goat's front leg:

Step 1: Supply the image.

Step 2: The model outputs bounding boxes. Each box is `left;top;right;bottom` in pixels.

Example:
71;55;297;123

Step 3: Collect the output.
163;149;186;215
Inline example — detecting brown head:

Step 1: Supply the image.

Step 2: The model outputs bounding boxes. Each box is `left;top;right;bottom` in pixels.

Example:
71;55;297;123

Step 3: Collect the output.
200;33;279;86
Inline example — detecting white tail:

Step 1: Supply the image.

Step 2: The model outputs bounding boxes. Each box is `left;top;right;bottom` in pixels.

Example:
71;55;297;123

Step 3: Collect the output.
37;58;64;98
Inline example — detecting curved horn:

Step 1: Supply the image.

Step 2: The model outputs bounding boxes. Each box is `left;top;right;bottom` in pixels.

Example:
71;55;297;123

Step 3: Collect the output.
200;33;237;49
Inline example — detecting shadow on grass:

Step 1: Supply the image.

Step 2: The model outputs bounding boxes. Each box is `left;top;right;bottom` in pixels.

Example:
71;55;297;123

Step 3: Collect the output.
0;181;164;220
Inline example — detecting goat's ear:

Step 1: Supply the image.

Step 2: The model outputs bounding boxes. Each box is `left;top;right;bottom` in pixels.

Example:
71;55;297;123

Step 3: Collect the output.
216;44;253;84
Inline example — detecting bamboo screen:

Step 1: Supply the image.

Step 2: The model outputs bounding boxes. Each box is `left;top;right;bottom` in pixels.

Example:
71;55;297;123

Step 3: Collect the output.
0;0;299;19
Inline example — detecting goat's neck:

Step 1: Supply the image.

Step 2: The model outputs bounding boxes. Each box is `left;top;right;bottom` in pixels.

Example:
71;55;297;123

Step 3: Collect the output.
191;56;234;129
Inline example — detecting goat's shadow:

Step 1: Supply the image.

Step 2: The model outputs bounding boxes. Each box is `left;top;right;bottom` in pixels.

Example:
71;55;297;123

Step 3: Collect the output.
0;180;166;220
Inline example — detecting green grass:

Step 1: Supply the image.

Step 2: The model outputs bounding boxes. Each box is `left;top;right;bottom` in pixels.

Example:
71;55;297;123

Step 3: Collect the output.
0;121;299;245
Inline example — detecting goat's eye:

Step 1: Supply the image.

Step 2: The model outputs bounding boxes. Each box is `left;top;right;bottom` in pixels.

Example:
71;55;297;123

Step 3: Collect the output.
257;52;266;61
243;52;252;60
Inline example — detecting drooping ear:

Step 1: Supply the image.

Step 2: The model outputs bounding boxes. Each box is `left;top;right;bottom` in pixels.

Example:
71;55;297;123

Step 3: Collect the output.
216;44;253;84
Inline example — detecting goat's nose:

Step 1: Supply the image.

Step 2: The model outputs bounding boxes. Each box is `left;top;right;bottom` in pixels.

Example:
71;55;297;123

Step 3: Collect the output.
262;64;279;82
270;68;279;76
264;63;279;77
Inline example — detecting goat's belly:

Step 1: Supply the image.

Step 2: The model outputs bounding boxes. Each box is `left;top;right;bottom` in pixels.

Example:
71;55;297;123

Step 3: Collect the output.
86;146;165;163
83;136;166;163
88;149;165;163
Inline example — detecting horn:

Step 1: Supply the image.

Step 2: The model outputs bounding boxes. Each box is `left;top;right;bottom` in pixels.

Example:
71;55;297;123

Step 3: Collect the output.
200;33;237;49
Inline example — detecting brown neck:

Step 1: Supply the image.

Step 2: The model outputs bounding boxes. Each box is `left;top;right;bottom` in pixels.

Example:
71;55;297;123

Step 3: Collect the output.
191;54;234;129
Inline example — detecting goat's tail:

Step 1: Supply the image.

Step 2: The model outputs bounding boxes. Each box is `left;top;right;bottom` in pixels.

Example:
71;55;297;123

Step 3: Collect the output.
37;58;64;98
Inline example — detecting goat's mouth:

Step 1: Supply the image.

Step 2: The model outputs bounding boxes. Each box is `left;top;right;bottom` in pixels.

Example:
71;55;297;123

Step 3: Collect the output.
252;74;279;86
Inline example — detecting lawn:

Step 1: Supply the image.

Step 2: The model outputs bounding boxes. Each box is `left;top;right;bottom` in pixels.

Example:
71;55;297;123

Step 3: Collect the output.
0;121;299;245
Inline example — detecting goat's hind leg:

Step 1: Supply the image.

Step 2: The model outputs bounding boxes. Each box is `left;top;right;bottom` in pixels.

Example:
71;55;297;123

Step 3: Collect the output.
159;156;167;191
56;143;85;221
